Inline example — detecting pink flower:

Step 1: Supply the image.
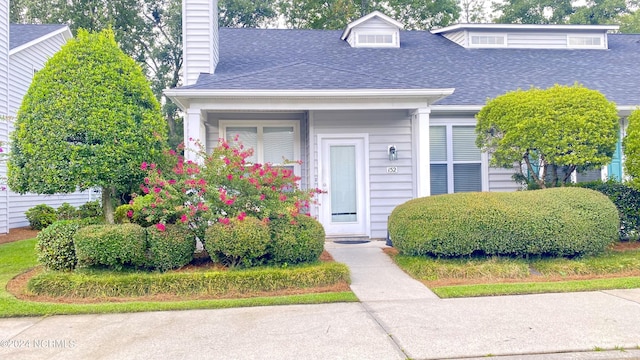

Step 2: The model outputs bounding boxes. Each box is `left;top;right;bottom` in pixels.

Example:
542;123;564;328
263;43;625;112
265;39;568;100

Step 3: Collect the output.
260;194;266;201
140;162;148;170
126;210;133;218
223;157;231;165
169;149;176;156
156;223;166;232
220;218;230;225
226;174;233;181
168;179;176;185
153;187;161;193
225;199;235;206
141;186;149;194
237;212;246;221
279;194;287;202
180;214;188;223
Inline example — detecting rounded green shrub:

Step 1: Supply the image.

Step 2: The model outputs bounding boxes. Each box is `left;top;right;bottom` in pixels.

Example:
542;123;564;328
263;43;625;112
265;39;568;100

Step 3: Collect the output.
114;204;133;224
35;220;82;271
77;200;103;219
205;217;270;268
25;204;57;230
56;202;77;221
147;224;196;271
74;224;147;270
268;215;325;265
388;187;619;258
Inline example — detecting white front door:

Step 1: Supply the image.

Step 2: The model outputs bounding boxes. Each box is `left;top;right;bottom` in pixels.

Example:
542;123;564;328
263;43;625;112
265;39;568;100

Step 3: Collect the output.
318;135;369;237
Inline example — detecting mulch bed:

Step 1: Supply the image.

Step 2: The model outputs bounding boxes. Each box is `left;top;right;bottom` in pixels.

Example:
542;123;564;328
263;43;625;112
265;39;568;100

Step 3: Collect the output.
0;227;39;245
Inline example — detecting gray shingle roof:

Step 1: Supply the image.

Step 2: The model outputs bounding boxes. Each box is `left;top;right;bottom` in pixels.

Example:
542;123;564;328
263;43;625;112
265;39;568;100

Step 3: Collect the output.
10;24;67;50
183;28;640;106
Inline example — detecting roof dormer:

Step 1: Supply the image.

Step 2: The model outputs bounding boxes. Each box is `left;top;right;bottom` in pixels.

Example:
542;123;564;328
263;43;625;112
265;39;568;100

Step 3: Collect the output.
341;11;404;48
431;24;619;50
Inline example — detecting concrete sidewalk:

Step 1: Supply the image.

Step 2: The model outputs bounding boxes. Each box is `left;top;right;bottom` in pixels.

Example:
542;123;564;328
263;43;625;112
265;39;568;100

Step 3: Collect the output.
1;241;640;359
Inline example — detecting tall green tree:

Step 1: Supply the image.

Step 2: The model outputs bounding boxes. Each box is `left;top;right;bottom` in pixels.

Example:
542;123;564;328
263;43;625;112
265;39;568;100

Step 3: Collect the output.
569;0;630;24
278;0;460;30
476;84;619;188
618;9;640;32
493;0;574;24
623;110;640;188
219;0;277;27
459;0;489;23
8;29;168;223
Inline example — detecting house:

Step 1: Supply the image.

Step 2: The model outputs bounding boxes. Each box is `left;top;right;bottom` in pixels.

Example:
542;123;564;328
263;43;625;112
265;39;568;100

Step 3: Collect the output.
166;0;640;240
0;1;97;233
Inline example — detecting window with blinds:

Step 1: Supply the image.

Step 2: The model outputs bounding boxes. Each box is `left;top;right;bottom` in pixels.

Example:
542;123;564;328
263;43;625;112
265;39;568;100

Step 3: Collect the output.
221;121;299;170
430;125;483;195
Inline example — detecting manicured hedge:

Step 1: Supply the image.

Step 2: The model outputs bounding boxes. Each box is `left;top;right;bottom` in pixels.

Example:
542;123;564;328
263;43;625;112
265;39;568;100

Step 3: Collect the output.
205;217;270;268
574;180;640;240
36;220;82;271
75;224;147;270
268;215;326;265
388;187;619;258
147;224;196;272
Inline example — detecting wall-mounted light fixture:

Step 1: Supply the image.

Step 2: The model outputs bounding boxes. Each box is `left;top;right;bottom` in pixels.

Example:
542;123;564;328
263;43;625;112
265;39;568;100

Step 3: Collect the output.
388;145;398;161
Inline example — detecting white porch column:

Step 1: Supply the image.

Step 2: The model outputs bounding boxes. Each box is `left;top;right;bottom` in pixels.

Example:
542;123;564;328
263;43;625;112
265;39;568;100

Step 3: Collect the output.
414;108;431;197
184;108;205;163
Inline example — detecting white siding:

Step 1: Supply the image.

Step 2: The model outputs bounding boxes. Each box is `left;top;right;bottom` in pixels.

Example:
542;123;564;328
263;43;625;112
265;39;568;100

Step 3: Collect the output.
0;3;9;234
488;166;522;192
442;30;466;47
183;0;218;86
313;110;413;239
507;32;567;48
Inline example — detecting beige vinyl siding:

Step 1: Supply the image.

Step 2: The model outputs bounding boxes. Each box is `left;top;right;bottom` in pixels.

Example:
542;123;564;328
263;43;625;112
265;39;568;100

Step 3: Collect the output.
312;110;413;239
183;0;217;85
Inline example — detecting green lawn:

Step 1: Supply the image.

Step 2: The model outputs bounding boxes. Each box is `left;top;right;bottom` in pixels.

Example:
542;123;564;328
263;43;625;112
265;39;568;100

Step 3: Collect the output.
391;247;640;298
0;239;357;318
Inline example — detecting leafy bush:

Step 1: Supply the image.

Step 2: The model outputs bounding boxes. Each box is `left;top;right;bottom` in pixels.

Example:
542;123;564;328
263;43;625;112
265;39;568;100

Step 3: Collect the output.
77;200;103;219
25;204;57;230
147;224;196;271
205;216;270;268
35;220;82;271
388;187;619;258
268;215;325;265
56;203;77;221
74;224;147;270
574;180;640;240
114;204;132;224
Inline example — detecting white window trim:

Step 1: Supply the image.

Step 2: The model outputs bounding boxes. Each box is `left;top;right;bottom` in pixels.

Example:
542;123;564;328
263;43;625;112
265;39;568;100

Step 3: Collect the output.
353;30;399;48
219;120;301;175
467;32;507;48
429;120;489;193
567;34;605;49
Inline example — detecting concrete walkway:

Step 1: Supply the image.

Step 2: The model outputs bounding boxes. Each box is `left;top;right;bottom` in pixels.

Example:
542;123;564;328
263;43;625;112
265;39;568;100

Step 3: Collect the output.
2;241;640;359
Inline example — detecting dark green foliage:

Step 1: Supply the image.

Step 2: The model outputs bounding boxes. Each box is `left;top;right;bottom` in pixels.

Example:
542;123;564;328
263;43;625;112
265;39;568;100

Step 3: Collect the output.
27;262;350;298
205;217;270;268
268;215;325;265
575;180;640;240
146;224;196;272
35;220;82;271
56;203;77;221
74;224;147;270
8;29;167;222
25;204;57;230
77;200;103;219
389;188;619;258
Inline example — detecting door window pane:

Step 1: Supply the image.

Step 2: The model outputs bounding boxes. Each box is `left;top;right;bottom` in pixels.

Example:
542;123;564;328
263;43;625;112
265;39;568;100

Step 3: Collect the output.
330;145;357;222
453;126;481;161
264;127;294;164
226;127;257;163
430;164;448;195
454;163;482;192
430;126;447;162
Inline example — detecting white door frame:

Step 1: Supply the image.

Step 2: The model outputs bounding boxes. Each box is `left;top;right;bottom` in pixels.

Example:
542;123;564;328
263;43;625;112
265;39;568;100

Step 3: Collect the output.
317;133;370;237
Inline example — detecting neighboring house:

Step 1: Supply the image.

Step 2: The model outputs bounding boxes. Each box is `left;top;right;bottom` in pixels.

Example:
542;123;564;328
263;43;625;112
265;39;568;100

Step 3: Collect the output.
166;0;640;240
0;3;97;234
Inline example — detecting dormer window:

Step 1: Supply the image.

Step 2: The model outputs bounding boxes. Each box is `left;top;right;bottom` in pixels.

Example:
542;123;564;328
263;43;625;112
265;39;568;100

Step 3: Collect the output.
342;11;403;48
568;35;602;48
470;34;506;47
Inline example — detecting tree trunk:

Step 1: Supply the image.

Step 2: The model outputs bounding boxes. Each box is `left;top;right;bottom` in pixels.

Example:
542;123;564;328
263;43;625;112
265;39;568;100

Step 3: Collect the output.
102;186;115;224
